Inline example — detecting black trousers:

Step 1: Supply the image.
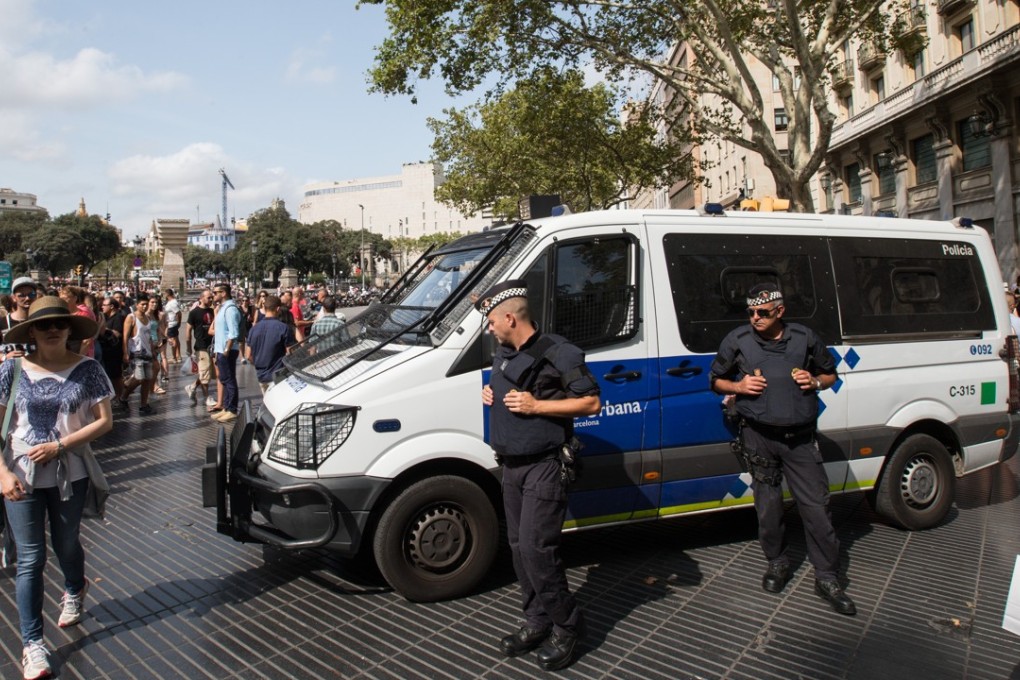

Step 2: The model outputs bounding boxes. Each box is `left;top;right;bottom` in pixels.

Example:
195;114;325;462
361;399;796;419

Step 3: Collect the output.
743;425;841;581
501;456;580;636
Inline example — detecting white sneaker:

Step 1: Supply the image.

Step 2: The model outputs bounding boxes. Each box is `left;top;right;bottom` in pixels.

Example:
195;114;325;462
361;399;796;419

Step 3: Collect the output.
22;640;50;680
58;578;89;627
185;384;197;404
206;396;217;407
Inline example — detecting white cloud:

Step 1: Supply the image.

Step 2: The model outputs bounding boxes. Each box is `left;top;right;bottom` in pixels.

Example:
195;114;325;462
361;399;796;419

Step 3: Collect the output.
0;0;52;52
0;110;65;162
285;36;337;84
108;143;303;235
0;47;187;111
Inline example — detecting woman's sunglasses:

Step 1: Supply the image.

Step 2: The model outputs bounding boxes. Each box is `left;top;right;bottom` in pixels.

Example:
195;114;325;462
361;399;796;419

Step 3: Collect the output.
34;318;71;331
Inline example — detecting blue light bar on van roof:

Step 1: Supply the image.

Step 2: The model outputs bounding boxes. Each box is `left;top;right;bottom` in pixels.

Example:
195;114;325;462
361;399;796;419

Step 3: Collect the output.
703;203;725;215
551;204;572;217
952;216;975;229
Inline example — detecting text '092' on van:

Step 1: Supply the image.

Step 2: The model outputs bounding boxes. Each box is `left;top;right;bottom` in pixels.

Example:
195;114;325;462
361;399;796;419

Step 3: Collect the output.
203;207;1019;601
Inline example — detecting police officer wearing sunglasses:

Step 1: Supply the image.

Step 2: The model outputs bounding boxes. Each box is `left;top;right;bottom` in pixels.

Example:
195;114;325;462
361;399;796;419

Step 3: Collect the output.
709;282;856;616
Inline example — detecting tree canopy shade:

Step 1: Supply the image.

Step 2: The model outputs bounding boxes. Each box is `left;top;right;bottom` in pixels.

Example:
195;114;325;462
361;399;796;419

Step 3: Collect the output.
429;69;693;219
366;0;908;212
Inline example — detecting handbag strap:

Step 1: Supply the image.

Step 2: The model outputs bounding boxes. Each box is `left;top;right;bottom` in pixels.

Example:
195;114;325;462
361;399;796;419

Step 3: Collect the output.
2;358;22;442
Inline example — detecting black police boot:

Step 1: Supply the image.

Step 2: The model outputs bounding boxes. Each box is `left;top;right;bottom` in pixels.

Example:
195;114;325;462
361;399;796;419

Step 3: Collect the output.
814;579;857;616
536;617;585;671
762;562;790;593
499;626;550;657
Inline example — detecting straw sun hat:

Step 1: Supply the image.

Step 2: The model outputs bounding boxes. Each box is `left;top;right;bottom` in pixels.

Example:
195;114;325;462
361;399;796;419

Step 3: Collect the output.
4;296;98;344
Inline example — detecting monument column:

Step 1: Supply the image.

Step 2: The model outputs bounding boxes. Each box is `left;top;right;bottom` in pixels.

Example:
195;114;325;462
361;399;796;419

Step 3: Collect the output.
154;218;190;293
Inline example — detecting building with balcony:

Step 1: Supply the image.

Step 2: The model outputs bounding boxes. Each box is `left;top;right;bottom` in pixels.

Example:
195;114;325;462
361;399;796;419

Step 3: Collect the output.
0;188;47;216
631;1;1019;279
820;0;1020;279
298;162;491;239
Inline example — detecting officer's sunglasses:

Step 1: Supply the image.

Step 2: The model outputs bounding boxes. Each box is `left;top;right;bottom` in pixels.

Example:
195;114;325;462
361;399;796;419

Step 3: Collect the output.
747;306;780;319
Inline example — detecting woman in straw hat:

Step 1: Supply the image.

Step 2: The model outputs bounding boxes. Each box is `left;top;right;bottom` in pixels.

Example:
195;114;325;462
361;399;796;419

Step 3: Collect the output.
0;296;114;680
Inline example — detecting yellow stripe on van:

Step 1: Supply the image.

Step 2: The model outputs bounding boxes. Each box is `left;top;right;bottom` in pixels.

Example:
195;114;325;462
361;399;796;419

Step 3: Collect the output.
564;481;861;529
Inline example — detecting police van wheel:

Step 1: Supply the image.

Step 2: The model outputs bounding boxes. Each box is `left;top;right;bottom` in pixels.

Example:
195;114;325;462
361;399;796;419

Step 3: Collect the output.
373;475;499;602
874;434;955;530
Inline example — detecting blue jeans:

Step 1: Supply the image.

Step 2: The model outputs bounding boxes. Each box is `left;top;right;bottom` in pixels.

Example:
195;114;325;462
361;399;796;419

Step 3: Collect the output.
4;478;88;644
216;349;239;413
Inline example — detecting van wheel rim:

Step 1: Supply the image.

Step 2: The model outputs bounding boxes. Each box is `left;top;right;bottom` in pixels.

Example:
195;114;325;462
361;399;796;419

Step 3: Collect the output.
900;456;938;508
407;505;467;571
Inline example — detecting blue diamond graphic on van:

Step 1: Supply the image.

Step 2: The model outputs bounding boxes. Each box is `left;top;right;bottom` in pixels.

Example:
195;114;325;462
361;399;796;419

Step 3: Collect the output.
818;399;826;416
831;377;843;393
844;348;861;369
829;348;843;367
728;477;750;498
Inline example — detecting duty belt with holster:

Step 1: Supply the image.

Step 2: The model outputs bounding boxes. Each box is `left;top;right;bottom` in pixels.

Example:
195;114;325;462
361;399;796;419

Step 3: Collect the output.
494;436;584;487
730;419;813;486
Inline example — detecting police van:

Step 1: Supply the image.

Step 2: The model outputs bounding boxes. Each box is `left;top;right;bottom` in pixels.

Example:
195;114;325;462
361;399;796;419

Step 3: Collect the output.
204;208;1020;601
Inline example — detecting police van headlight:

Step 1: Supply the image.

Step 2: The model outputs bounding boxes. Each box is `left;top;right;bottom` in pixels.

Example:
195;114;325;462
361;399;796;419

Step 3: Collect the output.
266;404;357;469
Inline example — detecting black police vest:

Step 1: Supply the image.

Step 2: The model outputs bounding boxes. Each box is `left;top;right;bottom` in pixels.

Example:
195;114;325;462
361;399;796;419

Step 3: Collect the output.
733;324;819;427
489;334;573;457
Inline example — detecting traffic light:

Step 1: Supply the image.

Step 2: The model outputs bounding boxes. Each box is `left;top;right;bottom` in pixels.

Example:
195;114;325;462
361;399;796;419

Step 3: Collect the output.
74;265;83;276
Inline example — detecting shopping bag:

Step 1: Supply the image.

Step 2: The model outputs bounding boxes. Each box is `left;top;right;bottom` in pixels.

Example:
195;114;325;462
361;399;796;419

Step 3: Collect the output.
180;355;197;376
1003;554;1020;636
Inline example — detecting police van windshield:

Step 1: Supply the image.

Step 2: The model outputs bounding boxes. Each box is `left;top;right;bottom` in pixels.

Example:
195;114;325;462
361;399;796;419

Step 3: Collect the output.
283;237;505;385
393;247;486;308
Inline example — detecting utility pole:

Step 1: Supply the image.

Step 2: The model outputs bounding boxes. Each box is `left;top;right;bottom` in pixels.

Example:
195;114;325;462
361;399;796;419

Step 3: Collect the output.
358;204;365;288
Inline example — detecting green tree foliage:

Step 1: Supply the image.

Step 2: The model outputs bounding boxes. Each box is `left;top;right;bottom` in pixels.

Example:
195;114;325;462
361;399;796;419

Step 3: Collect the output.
23;212;121;275
367;0;905;212
429;69;692;219
0;210;49;271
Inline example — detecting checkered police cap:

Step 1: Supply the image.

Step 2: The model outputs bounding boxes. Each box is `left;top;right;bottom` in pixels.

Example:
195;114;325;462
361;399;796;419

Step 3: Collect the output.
746;282;783;307
475;279;528;315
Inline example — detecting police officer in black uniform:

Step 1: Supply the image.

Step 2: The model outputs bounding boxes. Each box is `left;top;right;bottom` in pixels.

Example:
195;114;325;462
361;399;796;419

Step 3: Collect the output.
478;280;601;671
710;282;856;616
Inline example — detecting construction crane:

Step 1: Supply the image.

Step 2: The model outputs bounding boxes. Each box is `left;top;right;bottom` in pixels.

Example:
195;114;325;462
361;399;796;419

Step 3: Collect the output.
219;168;235;229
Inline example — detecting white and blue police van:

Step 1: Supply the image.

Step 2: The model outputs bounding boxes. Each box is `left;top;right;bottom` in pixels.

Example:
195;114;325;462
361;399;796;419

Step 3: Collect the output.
204;207;1020;601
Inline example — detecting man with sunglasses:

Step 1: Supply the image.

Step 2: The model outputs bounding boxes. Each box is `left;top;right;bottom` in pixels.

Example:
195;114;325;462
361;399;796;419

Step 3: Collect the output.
1;277;39;359
709;282;855;616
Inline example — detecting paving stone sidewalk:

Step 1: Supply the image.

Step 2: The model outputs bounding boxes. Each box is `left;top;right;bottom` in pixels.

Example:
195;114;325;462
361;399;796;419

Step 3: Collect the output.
0;365;1018;679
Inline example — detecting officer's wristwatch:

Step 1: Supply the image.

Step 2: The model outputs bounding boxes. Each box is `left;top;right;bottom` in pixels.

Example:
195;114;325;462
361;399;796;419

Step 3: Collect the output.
813;377;822;390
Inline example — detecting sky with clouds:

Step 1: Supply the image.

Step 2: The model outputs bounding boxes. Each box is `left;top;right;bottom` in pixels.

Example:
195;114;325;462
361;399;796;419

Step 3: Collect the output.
0;0;474;239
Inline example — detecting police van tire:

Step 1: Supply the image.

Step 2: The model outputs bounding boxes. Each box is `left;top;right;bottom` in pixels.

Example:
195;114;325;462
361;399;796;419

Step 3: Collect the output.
874;434;955;530
373;475;499;602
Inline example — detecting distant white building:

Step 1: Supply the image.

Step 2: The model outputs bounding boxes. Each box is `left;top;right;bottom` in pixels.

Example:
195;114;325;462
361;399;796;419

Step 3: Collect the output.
188;218;239;252
0;188;47;216
298;161;491;238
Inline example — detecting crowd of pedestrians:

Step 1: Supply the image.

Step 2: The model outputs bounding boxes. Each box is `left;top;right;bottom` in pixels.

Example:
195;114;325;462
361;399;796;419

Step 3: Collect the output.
0;275;356;679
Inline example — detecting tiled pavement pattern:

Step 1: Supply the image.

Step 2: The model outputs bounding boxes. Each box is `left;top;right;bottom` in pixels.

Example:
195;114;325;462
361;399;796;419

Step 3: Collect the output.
0;364;1019;679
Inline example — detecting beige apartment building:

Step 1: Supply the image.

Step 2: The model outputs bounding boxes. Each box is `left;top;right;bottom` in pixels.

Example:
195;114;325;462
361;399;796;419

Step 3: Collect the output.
636;1;1019;278
823;0;1019;280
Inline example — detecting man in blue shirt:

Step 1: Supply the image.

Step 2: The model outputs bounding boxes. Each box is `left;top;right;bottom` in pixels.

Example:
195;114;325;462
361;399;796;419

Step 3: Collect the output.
211;284;243;422
245;295;294;394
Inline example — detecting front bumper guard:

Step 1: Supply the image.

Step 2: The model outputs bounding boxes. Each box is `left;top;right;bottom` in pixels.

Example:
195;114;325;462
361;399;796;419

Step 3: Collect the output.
202;401;338;550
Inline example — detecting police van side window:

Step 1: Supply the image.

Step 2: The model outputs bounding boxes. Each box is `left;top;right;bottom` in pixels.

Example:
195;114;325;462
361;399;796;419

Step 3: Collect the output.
830;237;994;339
527;235;638;350
664;234;837;353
